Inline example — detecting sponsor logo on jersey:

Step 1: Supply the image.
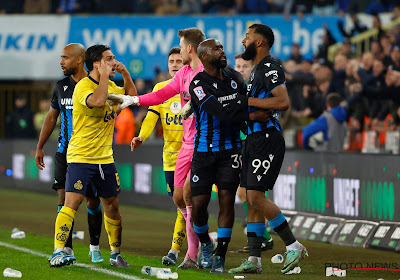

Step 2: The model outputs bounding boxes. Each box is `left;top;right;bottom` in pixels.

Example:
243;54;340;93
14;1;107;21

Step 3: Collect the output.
193;86;206;100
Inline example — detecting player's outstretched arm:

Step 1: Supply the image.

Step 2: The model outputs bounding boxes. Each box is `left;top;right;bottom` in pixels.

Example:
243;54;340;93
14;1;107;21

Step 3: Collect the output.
35;108;60;170
248;84;289;111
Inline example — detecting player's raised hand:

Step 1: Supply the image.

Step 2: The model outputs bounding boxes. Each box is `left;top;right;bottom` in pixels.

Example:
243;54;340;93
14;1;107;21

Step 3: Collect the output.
98;58;112;77
114;61;127;74
35;148;45;170
131;137;144;151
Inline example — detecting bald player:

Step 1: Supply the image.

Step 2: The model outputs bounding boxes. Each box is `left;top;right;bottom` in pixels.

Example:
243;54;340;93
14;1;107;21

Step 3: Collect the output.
35;43;105;264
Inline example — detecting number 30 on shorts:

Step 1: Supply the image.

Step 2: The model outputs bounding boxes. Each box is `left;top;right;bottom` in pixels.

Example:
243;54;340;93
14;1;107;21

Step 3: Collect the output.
252;159;271;174
231;154;242;169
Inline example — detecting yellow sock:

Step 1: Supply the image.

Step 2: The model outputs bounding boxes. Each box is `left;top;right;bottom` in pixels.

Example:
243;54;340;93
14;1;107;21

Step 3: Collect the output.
54;206;76;249
171;209;186;252
104;214;122;252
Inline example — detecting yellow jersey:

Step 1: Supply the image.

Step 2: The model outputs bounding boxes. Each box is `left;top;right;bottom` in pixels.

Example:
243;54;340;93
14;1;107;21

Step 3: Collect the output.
139;79;183;171
67;76;125;164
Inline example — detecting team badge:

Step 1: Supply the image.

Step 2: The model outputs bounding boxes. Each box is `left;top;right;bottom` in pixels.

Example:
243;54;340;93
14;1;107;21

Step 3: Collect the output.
74;180;83;190
170;101;181;114
231;80;237;89
193;86;206;100
192;175;199;182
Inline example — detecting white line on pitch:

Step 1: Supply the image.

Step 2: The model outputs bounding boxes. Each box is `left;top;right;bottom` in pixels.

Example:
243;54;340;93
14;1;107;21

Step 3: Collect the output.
0;241;144;280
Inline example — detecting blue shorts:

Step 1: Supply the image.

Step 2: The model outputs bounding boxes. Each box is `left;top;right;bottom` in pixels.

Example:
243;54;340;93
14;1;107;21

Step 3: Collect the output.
66;163;121;198
165;171;175;197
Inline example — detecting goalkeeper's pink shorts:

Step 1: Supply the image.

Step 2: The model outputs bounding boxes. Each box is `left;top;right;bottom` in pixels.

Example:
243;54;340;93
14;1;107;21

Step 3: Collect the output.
174;146;193;188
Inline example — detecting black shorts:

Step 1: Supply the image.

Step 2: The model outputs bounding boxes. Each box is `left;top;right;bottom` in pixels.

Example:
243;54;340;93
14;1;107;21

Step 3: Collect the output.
241;129;285;191
53;151;67;191
66;163;121;198
190;148;241;197
165;171;174;197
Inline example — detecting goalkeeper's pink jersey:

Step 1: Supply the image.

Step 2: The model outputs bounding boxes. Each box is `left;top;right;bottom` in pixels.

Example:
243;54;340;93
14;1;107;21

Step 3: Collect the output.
138;64;204;149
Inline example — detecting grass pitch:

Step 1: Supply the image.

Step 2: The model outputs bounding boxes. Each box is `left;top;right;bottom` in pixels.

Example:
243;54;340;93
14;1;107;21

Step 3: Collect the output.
0;188;399;279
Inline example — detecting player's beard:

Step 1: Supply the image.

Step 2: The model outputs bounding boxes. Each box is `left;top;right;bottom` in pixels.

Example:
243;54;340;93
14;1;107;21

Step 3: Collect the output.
63;66;77;77
211;56;227;69
242;42;257;61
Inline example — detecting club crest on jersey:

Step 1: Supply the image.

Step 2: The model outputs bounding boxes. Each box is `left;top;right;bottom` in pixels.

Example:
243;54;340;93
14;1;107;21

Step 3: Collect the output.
231;80;237;89
192;175;199;182
193;86;206;100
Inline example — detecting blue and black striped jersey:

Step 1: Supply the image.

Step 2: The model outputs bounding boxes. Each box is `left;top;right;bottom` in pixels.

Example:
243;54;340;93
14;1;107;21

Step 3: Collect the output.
50;76;76;153
189;68;248;152
246;55;285;135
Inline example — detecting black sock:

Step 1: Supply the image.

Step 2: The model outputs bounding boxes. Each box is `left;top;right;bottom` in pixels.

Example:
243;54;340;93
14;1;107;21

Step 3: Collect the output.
215;237;230;258
88;210;102;246
274;220;296;246
197;231;210;244
248;232;263;257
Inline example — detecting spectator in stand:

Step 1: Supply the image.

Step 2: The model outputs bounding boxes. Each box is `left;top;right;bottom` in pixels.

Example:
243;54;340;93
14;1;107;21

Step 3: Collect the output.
288;43;303;64
34;97;60;141
388;45;400;71
340;38;356;59
338;13;368;40
267;0;293;19
202;0;235;13
56;0;90;13
361;59;388;130
24;0;51;13
347;0;371;13
302;92;347;152
380;35;393;65
0;0;24;13
370;40;384;60
244;0;268;13
328;53;348;97
179;0;202;14
316;24;337;61
312;0;336;16
231;0;249;14
5;94;37;139
129;0;154;13
153;0;178;15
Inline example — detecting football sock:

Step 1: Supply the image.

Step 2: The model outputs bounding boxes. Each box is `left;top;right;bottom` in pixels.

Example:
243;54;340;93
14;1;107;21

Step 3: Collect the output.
58;205;74;249
185;206;200;261
104;214;121;253
216;228;232;257
54;206;76;250
193;223;210;244
171;209;186;252
270;212;296;246
247;223;265;258
87;204;102;246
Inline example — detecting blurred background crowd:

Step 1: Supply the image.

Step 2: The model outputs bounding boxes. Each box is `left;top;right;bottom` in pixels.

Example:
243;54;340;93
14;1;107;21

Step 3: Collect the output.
2;0;400;154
